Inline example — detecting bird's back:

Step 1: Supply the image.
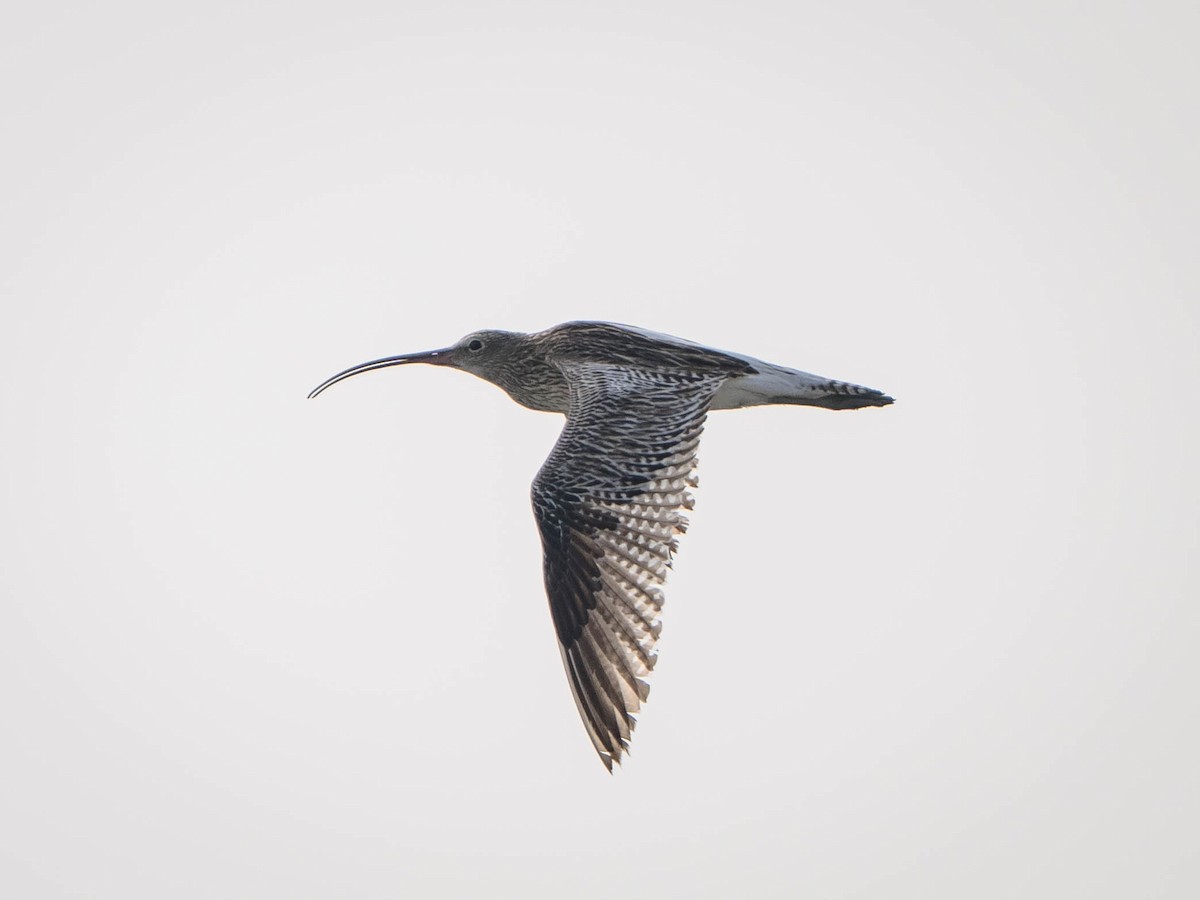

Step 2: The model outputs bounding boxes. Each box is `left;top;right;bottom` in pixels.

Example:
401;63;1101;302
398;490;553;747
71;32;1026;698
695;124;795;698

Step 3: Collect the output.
536;322;892;411
537;322;757;378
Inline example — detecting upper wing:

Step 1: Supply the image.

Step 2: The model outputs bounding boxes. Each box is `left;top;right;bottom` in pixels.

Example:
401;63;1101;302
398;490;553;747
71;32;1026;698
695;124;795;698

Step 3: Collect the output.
531;361;726;770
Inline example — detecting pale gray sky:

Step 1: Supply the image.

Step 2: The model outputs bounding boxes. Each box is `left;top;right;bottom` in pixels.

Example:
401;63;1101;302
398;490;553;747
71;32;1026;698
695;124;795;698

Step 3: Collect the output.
2;2;1197;897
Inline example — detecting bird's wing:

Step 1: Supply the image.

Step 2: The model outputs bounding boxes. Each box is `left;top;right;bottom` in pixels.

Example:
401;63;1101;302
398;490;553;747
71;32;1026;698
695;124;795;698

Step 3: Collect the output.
531;361;726;770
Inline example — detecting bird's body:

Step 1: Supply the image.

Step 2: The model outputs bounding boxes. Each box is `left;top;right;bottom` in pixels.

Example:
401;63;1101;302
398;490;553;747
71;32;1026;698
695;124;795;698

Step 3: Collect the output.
309;321;892;770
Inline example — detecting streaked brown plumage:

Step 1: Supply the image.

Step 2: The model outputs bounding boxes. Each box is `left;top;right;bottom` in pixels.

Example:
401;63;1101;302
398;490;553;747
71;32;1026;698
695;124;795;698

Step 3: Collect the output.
309;321;893;770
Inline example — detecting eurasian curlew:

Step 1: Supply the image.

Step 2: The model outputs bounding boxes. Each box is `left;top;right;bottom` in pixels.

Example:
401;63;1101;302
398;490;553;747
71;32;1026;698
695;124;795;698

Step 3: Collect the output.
309;321;893;771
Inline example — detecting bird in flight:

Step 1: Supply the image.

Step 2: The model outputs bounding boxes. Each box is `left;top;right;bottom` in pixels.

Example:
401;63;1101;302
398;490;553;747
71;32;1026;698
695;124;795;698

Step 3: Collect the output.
309;321;893;771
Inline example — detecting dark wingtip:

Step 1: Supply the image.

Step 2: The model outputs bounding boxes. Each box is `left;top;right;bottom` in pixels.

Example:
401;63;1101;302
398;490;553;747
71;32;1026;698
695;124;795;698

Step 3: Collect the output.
821;390;895;410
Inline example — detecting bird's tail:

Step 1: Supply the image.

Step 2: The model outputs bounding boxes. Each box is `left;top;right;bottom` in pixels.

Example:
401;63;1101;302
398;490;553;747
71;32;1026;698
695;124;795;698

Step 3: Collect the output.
712;363;894;410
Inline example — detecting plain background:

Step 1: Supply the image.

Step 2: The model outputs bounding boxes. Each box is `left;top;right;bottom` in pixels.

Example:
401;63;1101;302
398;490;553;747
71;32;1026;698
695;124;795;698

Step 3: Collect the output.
2;2;1197;897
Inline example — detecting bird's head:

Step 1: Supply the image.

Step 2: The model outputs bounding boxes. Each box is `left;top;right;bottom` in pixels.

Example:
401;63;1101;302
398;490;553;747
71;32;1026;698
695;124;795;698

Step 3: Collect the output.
307;329;524;399
444;329;525;378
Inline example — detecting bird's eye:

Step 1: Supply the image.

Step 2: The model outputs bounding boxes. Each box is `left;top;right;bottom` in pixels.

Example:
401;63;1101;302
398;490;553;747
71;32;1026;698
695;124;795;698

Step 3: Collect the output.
468;339;484;351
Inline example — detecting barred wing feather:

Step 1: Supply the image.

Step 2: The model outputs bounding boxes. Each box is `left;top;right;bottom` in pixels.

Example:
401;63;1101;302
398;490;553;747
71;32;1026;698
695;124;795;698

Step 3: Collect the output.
531;361;725;770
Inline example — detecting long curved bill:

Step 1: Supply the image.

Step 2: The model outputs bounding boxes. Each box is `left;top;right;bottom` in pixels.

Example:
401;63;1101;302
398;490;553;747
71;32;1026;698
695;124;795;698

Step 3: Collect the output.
307;348;454;399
